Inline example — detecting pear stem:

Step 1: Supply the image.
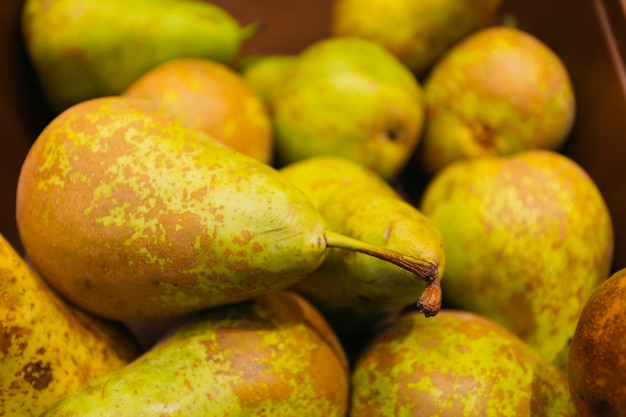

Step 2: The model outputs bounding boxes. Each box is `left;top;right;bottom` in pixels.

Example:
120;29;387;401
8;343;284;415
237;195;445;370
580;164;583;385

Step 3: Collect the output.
323;230;442;317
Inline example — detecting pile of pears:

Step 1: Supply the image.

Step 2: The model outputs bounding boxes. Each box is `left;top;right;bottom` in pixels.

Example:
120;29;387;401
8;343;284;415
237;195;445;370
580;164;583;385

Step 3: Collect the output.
6;0;619;415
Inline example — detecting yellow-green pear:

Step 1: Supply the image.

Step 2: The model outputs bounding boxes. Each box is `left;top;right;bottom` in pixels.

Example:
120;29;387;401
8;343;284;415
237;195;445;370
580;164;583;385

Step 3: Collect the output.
279;156;445;337
271;36;425;181
16;97;440;322
21;0;258;112
42;291;350;417
0;232;139;417
238;53;297;108
418;26;576;174
351;310;577;416
331;0;502;76
419;150;614;366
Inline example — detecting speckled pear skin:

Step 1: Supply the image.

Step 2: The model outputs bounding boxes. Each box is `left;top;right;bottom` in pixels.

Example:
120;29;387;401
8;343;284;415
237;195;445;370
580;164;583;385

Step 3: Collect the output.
331;0;502;75
0;233;140;417
419;26;576;174
351;310;577;417
279;156;445;334
22;0;255;112
419;150;614;366
271;37;425;181
42;291;350;417
15;96;330;322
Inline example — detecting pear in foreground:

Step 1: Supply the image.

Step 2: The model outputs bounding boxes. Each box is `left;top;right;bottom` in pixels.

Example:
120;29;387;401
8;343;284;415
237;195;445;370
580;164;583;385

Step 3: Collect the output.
42;291;349;417
0;233;139;417
419;149;614;366
351;310;577;416
16;97;440;322
568;267;626;416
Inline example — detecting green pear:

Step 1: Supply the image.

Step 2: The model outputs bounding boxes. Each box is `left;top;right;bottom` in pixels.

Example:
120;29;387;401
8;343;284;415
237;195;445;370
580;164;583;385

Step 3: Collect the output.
418;150;614;366
42;291;350;417
331;0;502;76
418;26;576;174
271;36;425;181
351;310;577;416
0;232;139;417
16;96;440;322
21;0;258;112
279;156;445;336
238;53;297;108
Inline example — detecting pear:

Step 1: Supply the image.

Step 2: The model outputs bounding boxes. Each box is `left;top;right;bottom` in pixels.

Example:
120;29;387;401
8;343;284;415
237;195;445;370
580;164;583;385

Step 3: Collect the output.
0;232;139;417
419;149;614;366
238;53;297;108
330;0;502;76
271;36;425;181
351;310;577;416
123;57;274;164
568;267;626;416
21;0;258;112
418;26;576;174
279;156;445;337
16;96;440;322
42;291;350;416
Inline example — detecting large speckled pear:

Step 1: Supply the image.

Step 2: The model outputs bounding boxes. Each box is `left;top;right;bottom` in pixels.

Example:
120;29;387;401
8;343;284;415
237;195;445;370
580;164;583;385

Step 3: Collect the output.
42;291;350;417
0;232;139;417
419;150;614;366
279;156;445;335
271;36;425;181
16;97;439;322
351;310;577;416
22;0;257;112
331;0;502;76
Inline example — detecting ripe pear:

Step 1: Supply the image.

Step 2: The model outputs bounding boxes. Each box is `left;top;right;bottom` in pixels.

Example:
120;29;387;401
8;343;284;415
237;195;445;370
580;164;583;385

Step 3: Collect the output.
331;0;502;76
16;96;440;322
418;26;576;174
0;232;139;417
271;36;425;181
238;53;297;108
123;58;274;164
568;267;626;416
21;0;258;112
419;150;614;365
351;310;577;416
279;156;445;336
42;291;350;417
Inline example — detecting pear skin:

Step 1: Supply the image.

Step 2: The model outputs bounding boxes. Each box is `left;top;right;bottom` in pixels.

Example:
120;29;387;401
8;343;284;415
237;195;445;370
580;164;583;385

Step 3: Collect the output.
42;291;350;417
238;53;297;108
351;310;577;416
271;36;425;180
22;0;258;112
0;233;139;417
279;156;445;335
331;0;502;75
16;97;440;322
419;150;614;365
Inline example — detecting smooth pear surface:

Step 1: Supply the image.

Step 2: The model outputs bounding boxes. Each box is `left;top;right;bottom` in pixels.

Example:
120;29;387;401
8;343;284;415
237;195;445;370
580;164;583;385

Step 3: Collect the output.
239;53;297;108
22;0;254;112
123;58;274;164
271;37;425;180
16;97;329;322
331;0;502;75
419;26;576;174
42;291;350;417
351;310;577;416
419;150;614;364
0;233;139;417
568;267;626;417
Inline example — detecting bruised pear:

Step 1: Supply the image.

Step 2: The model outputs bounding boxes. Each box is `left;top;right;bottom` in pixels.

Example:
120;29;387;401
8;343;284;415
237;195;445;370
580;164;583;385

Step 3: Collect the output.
568;267;626;416
351;310;577;416
16;97;440;322
279;156;445;337
42;291;349;416
0;232;139;417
